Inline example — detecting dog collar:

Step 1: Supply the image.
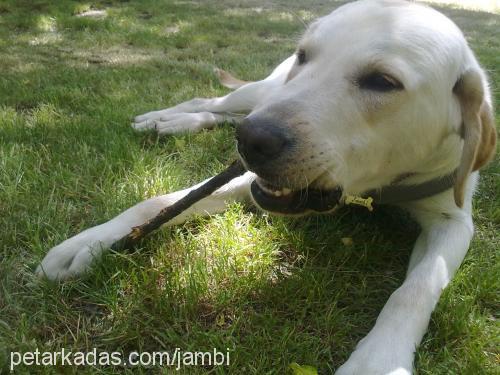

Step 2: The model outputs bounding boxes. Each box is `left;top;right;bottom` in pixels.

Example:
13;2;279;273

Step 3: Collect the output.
344;170;457;211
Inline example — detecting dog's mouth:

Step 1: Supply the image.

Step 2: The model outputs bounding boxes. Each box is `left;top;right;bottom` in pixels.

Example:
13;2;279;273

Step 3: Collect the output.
250;177;342;215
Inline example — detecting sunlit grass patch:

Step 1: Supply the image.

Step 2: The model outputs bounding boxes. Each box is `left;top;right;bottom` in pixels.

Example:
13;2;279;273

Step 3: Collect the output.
0;0;498;374
422;0;500;13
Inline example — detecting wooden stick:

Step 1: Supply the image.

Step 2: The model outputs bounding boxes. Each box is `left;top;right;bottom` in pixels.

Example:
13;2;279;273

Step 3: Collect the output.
110;160;246;251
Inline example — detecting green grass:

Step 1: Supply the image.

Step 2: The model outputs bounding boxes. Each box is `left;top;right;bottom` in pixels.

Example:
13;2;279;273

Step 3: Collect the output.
0;0;498;373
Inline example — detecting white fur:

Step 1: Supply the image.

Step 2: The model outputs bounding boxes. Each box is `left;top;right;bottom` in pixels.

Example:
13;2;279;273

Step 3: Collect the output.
37;1;492;373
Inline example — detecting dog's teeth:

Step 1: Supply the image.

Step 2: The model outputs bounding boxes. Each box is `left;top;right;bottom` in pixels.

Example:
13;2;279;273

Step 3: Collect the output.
257;178;294;198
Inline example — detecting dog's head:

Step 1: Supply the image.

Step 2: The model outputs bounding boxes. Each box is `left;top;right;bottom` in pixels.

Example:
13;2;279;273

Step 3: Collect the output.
236;0;496;215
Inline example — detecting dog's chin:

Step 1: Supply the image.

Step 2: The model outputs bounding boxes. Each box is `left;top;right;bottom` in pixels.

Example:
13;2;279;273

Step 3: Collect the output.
250;177;342;216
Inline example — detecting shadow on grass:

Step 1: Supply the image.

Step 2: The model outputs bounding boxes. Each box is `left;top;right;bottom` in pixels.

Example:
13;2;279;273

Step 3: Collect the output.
0;0;498;373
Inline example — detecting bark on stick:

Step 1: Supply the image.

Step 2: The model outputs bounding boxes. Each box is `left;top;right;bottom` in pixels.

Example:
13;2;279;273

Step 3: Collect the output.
111;160;246;251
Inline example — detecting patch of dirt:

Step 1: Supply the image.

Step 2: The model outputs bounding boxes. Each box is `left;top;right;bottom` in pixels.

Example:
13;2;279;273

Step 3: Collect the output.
76;9;107;18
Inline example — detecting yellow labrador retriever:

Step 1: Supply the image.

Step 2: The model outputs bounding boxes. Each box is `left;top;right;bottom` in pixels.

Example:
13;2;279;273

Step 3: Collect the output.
38;1;496;373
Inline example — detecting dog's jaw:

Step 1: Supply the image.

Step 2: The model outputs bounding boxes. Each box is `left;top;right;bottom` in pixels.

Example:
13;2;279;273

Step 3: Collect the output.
250;177;341;215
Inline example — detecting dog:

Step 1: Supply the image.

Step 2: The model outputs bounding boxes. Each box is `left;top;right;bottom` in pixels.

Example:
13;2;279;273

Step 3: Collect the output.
37;0;496;373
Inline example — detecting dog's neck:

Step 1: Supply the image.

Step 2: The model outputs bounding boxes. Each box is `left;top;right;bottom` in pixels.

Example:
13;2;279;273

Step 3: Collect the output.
359;170;457;206
342;132;463;204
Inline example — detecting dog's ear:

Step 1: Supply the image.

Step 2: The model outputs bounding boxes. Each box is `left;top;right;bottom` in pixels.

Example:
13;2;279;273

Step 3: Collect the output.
453;69;497;207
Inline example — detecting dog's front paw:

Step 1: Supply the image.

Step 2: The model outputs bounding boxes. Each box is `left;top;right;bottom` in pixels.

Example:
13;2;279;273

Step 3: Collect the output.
132;109;171;132
335;334;413;375
132;112;216;135
36;224;117;281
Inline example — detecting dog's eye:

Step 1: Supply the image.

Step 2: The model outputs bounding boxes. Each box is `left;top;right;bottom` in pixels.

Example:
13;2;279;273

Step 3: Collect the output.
359;72;403;92
297;49;307;65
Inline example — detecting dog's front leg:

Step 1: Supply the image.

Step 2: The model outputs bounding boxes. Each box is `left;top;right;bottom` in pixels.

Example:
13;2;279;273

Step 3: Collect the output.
36;172;256;281
132;55;296;134
336;192;474;375
134;112;244;136
131;80;272;134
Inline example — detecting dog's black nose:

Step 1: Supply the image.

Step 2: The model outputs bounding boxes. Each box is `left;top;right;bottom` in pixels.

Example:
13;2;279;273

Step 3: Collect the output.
236;116;289;167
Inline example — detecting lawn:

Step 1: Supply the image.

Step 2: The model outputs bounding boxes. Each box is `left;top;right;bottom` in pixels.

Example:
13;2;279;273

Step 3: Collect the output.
0;0;498;373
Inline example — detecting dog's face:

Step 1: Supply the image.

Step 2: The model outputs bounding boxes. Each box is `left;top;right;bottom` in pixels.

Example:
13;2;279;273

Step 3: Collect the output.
237;0;495;215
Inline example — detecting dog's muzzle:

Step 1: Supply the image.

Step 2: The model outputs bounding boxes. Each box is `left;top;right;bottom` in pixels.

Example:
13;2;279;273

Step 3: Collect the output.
237;115;342;215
